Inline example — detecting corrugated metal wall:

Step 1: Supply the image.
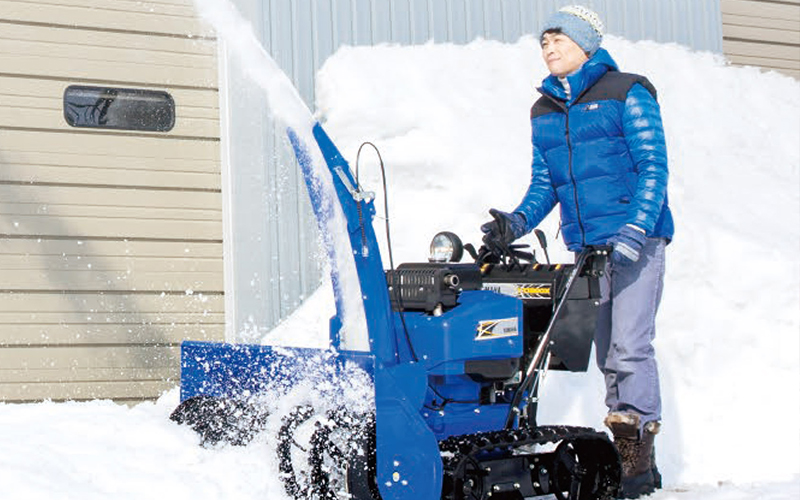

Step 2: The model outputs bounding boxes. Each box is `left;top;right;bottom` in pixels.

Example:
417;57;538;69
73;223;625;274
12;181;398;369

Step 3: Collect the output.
224;0;723;341
721;0;800;79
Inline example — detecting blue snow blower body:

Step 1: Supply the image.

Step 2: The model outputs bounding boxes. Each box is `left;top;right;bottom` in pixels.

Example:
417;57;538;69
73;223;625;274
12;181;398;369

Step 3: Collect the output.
171;123;621;500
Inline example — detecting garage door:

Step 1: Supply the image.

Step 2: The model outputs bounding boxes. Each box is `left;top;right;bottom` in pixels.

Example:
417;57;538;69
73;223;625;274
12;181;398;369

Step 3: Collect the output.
0;0;223;402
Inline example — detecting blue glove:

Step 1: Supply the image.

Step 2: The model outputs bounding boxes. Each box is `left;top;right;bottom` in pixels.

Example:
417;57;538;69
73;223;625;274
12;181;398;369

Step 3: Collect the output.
481;209;527;251
608;225;647;265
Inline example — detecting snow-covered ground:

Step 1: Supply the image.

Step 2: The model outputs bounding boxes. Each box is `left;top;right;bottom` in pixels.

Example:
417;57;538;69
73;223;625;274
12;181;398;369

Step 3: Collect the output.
1;3;799;499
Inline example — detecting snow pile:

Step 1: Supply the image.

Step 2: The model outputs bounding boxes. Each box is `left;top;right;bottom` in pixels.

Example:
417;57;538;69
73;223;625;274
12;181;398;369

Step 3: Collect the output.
0;23;799;500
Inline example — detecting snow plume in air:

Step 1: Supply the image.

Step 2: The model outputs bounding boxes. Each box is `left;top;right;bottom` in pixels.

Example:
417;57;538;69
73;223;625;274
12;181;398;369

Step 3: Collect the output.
191;0;368;349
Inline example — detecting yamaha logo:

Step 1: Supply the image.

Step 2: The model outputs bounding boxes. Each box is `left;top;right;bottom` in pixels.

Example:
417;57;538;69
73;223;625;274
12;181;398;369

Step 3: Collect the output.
475;318;519;340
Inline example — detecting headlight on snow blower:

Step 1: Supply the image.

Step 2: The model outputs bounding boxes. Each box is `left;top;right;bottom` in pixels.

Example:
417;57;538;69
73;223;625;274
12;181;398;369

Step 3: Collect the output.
429;231;463;263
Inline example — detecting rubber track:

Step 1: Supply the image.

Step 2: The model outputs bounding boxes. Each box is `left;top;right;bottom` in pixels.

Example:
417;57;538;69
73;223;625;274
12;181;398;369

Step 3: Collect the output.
439;425;619;500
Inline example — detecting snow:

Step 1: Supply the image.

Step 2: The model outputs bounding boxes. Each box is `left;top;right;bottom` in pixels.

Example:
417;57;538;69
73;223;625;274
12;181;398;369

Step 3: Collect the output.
2;6;800;500
191;0;370;350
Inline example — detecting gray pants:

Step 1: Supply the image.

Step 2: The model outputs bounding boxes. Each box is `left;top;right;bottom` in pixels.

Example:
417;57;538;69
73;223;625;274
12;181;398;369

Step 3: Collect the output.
594;238;666;427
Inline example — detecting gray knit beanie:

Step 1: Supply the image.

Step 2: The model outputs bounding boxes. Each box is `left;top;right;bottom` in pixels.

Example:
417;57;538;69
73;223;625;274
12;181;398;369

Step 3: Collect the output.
540;5;605;56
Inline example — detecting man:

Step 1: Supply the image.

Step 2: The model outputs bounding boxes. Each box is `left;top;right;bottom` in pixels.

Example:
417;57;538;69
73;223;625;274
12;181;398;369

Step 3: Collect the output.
480;5;673;499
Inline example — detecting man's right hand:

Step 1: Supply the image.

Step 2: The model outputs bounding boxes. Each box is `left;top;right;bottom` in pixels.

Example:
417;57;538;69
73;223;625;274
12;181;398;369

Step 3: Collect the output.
480;209;527;253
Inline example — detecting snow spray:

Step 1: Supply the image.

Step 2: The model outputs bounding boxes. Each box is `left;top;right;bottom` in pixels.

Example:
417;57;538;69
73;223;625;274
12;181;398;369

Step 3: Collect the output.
191;0;368;348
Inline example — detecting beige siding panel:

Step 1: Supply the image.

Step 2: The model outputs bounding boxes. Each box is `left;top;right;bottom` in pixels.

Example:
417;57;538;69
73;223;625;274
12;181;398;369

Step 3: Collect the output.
0;216;220;242
0;165;220;191
0;251;223;274
0;129;218;161
723;39;800;61
0;239;223;259
0;257;222;289
0;367;177;384
728;54;800;78
723;13;800;32
723;0;800;20
0;270;223;292
0;310;224;326
0;291;223;315
0;145;220;174
0;162;220;191
1;26;215;69
1;18;215;57
0;0;214;38
0;186;222;240
0;255;223;278
727;52;800;70
0;150;220;190
0;130;220;161
0;238;223;291
0;322;224;346
0;77;220;139
0;184;220;209
0;0;222;403
0;129;221;190
0;345;179;369
0;23;217;88
0;269;222;291
724;23;800;45
0;344;184;401
0;345;181;401
721;0;800;78
0;379;176;402
0;312;224;330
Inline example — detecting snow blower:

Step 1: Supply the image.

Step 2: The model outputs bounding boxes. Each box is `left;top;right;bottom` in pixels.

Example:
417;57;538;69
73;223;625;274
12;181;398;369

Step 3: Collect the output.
170;122;621;500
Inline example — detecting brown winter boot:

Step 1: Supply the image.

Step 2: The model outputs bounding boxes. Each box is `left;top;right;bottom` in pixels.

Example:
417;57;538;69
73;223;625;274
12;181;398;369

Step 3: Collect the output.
604;412;661;499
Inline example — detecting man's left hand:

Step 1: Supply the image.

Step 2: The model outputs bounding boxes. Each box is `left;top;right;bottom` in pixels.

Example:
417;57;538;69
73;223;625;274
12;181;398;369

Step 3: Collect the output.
609;224;647;265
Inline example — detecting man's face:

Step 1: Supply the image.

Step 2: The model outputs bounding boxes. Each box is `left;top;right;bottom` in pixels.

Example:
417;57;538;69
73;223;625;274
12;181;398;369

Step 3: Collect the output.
541;32;589;77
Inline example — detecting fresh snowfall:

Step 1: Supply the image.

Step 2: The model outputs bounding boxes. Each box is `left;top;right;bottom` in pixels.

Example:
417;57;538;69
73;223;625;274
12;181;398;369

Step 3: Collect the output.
1;7;799;500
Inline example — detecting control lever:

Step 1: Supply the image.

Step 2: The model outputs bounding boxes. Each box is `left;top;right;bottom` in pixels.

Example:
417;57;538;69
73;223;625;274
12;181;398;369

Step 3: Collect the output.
534;229;550;265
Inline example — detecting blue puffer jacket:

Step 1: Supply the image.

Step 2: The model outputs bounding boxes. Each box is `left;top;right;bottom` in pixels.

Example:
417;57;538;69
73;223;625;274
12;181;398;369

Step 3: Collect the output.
514;48;674;251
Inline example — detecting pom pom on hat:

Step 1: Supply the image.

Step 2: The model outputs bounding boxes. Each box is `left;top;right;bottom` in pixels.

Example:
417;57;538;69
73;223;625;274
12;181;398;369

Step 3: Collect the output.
540;5;604;56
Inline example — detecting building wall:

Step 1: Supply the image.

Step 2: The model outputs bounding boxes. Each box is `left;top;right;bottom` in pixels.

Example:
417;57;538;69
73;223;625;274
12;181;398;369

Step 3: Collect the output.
224;0;724;342
0;0;223;402
721;0;800;79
